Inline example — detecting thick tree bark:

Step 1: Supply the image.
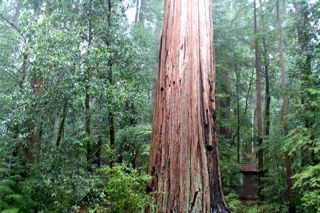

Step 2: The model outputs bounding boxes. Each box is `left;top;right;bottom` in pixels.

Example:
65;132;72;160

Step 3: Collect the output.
147;0;230;212
254;0;264;195
277;1;295;212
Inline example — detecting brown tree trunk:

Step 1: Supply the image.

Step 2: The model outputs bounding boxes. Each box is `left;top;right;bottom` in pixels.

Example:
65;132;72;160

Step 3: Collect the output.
25;78;44;161
262;39;270;137
56;99;68;146
259;0;270;139
147;0;230;212
277;1;295;212
254;0;264;195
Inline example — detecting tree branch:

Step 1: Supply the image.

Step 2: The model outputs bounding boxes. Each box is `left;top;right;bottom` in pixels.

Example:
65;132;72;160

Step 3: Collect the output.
0;13;26;41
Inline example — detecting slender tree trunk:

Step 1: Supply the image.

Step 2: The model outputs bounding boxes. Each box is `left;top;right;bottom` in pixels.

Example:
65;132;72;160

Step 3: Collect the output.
277;1;295;212
12;6;20;27
244;68;255;116
56;99;68;146
85;90;92;163
254;0;264;195
107;0;115;167
94;137;102;168
217;69;232;141
85;0;93;170
217;61;232;142
25;78;44;161
135;0;140;23
262;39;270;137
49;109;56;140
147;0;230;212
235;59;241;163
138;0;146;25
154;17;162;38
259;0;270;138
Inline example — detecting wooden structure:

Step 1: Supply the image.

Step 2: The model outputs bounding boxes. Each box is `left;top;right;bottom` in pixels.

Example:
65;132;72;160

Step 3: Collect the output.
239;163;259;200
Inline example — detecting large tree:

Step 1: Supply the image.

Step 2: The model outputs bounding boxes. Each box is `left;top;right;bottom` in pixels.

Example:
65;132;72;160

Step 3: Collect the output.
147;0;230;212
254;0;264;193
276;0;294;212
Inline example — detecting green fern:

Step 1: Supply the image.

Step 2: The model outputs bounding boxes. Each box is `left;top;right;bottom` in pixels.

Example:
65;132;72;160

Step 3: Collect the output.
0;147;29;212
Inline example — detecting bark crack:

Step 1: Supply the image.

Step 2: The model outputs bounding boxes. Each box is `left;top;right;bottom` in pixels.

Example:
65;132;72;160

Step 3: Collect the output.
190;190;200;213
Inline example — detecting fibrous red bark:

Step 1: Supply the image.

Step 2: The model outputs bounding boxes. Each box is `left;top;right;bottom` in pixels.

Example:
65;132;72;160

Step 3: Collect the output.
147;0;230;212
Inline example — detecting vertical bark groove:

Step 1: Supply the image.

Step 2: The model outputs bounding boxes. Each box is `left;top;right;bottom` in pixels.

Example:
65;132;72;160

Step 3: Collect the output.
148;0;230;212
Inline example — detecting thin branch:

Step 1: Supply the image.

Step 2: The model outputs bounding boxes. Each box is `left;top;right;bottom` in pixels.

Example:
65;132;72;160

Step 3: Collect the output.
244;67;255;115
0;13;26;41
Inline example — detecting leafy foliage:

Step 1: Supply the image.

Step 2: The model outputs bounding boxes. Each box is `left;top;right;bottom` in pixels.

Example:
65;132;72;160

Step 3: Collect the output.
98;164;152;212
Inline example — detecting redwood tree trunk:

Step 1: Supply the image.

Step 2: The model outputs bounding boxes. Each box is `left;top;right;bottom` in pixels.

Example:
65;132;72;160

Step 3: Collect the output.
147;0;230;212
258;0;270;138
277;1;295;212
254;0;264;194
